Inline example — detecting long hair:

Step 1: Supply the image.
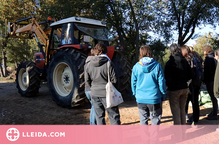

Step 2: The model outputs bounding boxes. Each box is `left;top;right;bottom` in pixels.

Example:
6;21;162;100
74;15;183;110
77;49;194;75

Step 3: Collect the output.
181;45;191;53
181;45;192;61
139;45;153;60
169;43;181;55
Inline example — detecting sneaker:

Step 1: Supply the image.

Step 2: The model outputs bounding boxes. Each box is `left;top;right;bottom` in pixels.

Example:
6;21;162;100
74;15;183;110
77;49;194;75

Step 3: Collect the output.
206;115;218;120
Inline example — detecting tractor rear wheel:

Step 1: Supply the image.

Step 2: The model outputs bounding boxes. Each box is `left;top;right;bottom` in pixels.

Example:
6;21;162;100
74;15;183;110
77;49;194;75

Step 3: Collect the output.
112;51;132;98
47;48;87;107
16;61;41;97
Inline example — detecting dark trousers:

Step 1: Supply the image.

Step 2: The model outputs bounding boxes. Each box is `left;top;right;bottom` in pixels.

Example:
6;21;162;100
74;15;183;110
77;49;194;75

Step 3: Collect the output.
137;103;162;125
206;82;218;116
185;84;200;123
91;97;121;125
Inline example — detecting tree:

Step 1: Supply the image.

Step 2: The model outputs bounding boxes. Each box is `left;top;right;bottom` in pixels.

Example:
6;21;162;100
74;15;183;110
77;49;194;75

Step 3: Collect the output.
38;0;93;20
92;0;158;63
150;39;167;68
160;0;219;46
0;23;8;77
0;0;41;77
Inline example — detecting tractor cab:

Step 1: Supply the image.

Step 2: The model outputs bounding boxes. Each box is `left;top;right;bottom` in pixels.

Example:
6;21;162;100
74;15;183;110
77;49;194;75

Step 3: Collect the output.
47;17;119;63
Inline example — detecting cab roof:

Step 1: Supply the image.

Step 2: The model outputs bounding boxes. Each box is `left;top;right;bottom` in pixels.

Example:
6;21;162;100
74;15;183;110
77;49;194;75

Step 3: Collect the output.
50;17;106;27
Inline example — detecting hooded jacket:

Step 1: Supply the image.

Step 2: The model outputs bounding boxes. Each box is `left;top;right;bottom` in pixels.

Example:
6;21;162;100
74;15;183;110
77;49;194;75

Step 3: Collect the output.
165;53;192;91
131;57;166;104
85;56;117;97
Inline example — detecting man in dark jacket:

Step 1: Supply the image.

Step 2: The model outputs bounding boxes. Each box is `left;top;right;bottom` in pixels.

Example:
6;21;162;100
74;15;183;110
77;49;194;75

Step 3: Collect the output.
165;43;192;125
85;43;121;125
203;45;218;120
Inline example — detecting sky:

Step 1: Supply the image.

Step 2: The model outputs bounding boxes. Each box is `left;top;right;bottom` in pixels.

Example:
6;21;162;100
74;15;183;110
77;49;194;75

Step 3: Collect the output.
182;25;219;46
148;24;219;46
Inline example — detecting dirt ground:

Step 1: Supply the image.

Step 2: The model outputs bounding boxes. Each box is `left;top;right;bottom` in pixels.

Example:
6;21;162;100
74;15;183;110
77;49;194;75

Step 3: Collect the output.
0;81;218;125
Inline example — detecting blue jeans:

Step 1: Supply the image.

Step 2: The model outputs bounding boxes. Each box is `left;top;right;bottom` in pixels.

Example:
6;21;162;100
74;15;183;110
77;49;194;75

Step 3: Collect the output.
85;91;96;125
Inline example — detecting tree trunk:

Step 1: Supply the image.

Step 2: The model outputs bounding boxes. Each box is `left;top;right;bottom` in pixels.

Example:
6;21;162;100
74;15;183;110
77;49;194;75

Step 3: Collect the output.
0;62;3;77
1;40;8;77
2;50;7;77
107;1;125;52
128;0;139;62
135;29;139;62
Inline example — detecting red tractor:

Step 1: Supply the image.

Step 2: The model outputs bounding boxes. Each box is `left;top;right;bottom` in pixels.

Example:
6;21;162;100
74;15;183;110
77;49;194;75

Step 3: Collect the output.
8;16;131;107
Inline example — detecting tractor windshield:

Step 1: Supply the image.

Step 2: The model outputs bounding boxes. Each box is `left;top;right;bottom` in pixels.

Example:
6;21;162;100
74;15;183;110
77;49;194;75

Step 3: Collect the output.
74;23;113;41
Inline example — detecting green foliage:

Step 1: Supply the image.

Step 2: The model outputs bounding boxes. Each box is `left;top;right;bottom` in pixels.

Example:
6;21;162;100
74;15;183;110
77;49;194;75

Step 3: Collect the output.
150;40;167;69
6;38;36;63
0;0;40;21
193;32;218;59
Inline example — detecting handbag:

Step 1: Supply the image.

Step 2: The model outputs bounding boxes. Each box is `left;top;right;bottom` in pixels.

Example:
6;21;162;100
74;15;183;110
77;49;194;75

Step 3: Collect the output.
106;61;124;108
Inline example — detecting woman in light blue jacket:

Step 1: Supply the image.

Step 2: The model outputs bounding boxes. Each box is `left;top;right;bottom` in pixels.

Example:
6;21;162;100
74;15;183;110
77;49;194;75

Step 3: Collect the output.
131;45;166;125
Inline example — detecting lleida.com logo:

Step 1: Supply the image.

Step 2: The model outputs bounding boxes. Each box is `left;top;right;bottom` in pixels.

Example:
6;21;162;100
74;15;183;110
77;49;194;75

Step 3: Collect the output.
6;127;65;141
6;128;20;141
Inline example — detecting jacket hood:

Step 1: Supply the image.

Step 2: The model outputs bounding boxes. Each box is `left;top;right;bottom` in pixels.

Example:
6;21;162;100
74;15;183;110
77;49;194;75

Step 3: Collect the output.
139;57;157;73
85;56;95;64
90;56;108;67
207;51;215;58
172;53;183;62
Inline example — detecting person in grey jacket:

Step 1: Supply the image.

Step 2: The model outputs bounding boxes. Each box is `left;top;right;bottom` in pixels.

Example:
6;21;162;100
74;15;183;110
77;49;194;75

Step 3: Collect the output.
85;43;121;125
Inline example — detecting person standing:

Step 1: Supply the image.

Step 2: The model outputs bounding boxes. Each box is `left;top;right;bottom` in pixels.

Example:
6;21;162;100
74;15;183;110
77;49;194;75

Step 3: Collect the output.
181;45;203;125
84;48;96;125
85;43;121;125
131;45;166;125
165;43;192;125
214;49;219;99
203;45;218;120
214;49;219;131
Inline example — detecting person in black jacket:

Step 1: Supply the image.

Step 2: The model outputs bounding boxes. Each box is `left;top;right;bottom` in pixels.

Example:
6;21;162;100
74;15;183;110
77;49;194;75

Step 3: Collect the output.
165;43;192;125
203;45;218;120
85;43;121;125
181;45;203;125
